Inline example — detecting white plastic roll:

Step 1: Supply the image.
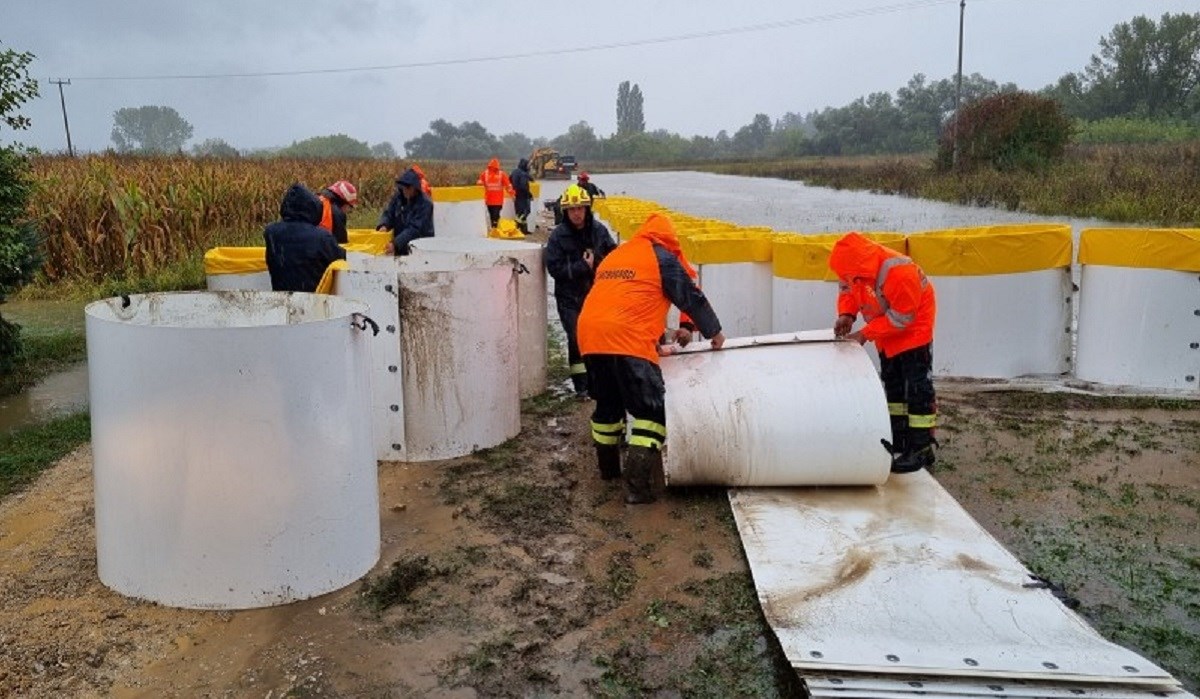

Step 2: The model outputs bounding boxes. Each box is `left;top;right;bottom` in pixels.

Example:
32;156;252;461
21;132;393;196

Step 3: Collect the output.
663;331;891;486
85;291;379;609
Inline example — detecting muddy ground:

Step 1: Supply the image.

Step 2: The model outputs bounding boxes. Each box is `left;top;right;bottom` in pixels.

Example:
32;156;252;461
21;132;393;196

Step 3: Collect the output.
0;384;1197;698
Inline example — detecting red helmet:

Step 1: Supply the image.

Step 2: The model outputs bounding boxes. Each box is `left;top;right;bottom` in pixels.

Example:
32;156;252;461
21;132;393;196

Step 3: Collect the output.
578;171;590;182
326;180;358;207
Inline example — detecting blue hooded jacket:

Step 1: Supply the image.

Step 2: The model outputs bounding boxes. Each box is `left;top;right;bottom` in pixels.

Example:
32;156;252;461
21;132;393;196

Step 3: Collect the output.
264;184;346;292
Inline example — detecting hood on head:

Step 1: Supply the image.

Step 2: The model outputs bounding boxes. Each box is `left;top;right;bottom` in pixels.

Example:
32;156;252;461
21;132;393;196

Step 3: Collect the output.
634;213;696;278
828;232;887;283
488;157;500;170
518;158;529;170
280;183;322;224
396;168;422;191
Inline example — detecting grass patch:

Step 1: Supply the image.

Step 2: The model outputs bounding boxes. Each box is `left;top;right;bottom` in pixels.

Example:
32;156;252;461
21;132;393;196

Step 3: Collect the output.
359;554;447;615
0;412;91;499
0;330;87;396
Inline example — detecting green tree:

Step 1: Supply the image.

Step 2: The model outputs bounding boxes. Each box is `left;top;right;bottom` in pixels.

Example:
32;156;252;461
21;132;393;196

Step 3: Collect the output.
370;141;397;159
111;105;194;153
552;121;599;159
403;119;502;160
191;138;239;158
616;81;645;136
277;134;371;158
937;91;1073;172
731;113;773;155
0;42;41;375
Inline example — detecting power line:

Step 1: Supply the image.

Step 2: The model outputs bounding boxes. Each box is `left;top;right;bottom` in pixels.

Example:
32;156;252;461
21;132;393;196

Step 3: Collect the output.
70;0;981;82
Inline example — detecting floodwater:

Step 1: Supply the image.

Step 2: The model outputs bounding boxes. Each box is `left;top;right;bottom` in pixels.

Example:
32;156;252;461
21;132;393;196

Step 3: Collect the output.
1;171;1132;435
0;299;89;434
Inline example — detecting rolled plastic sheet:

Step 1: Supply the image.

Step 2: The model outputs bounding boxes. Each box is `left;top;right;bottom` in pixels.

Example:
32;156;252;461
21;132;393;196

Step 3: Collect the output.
1075;228;1200;392
662;331;892;486
908;224;1073;379
85;291;380;609
203;246;271;291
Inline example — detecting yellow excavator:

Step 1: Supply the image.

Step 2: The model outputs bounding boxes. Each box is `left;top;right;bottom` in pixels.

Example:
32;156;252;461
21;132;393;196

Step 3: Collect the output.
528;147;576;179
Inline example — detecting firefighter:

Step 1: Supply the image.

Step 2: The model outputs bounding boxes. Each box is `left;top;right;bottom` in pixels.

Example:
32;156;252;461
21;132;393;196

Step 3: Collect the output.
544;184;616;398
316;180;357;244
577;171;605;199
578;213;725;504
509;158;533;233
379;168;435;256
264;183;346;292
476;157;514;229
829;232;938;473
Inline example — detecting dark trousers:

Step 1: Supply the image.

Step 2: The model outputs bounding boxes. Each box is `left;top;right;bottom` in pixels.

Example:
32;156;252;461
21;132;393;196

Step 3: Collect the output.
880;343;936;437
486;204;502;228
555;297;587;392
585;354;667;450
514;196;531;231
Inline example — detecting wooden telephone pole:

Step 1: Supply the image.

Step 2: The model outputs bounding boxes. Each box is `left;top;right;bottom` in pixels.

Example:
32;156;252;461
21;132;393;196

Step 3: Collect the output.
49;78;74;157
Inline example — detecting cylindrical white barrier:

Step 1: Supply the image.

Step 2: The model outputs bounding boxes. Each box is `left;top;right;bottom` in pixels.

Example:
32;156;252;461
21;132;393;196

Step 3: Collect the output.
431;186;489;238
203;247;271;291
398;259;521;460
1076;228;1200;391
770;233;907;371
908;224;1073;379
410;237;547;398
662;331;892;486
85;291;380;609
687;231;775;339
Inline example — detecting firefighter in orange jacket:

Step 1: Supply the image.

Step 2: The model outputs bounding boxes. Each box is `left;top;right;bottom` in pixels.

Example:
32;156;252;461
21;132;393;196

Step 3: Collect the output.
317;180;357;244
476;157;514;228
578;213;725;504
829;232;938;473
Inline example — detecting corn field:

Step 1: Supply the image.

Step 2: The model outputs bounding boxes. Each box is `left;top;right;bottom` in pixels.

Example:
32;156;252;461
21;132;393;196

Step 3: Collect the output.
28;155;480;284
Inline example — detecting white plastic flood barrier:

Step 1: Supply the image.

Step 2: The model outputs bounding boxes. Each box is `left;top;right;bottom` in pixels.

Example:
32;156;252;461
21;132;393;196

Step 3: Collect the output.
203;247;272;291
432;186;490;238
85;291;380;609
1075;228;1200;392
907;225;1073;379
397;254;521;460
410;237;547;398
688;231;775;339
770;233;907;371
661;331;892;486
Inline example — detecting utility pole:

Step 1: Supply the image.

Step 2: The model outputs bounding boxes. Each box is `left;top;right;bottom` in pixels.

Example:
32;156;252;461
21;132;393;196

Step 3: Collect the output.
952;0;965;171
49;78;74;157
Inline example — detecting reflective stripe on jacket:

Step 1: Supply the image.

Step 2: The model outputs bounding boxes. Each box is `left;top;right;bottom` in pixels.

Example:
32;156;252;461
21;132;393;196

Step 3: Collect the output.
829;232;936;357
477;159;513;205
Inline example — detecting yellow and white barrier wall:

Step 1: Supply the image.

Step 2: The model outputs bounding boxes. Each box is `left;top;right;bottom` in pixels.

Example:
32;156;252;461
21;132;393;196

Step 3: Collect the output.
203;247;271;291
1075;228;1200;391
430;181;539;239
907;224;1073;379
685;230;775;339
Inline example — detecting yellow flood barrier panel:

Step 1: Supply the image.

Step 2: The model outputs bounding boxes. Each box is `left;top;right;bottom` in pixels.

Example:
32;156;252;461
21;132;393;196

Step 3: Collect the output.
203;246;266;275
1078;228;1200;272
908;223;1072;276
772;232;906;281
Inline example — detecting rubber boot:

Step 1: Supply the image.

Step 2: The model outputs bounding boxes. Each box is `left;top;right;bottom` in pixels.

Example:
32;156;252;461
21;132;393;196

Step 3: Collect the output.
571;372;589;400
892;427;935;473
595;444;621;481
623;446;657;504
888;416;910;472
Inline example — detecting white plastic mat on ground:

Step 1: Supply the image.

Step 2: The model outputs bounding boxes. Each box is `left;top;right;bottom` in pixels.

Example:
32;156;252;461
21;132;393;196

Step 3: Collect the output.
728;470;1185;693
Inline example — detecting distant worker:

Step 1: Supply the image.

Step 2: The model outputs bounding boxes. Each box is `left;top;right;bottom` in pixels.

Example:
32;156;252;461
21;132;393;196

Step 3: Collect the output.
578;213;725;504
577;171;605;199
545;185;617;399
264;183;347;292
410;163;433;196
509;158;533;233
316;180;357;244
378;168;435;256
477;157;514;229
829;232;938;473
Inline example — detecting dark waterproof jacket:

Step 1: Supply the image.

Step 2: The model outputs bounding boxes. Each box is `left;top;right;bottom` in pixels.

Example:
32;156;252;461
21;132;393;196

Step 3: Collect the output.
264;184;347;293
319;189;349;244
510;159;532;201
384;169;435;254
580;180;605;198
545;211;617;307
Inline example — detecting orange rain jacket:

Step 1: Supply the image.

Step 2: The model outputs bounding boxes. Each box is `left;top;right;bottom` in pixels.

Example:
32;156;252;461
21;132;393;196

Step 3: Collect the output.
410;164;433;195
578;214;721;364
828;232;936;357
476;158;514;206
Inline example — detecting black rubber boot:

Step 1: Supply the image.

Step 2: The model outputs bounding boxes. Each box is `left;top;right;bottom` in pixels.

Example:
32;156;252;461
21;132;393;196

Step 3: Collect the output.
623;446;657;504
571;372;589;399
595;444;621;481
893;427;935;473
888;416;910;472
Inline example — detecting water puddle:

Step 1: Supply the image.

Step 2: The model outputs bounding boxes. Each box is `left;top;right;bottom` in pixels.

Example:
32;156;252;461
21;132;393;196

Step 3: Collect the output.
0;362;89;434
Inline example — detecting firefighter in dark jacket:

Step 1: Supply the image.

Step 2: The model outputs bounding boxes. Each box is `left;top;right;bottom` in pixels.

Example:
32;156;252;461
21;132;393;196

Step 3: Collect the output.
378;168;435;256
264;183;347;293
509;158;533;233
578;213;724;503
544;184;617;397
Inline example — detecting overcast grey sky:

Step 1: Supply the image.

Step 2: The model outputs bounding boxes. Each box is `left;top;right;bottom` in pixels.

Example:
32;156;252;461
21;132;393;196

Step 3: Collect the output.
6;0;1196;154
